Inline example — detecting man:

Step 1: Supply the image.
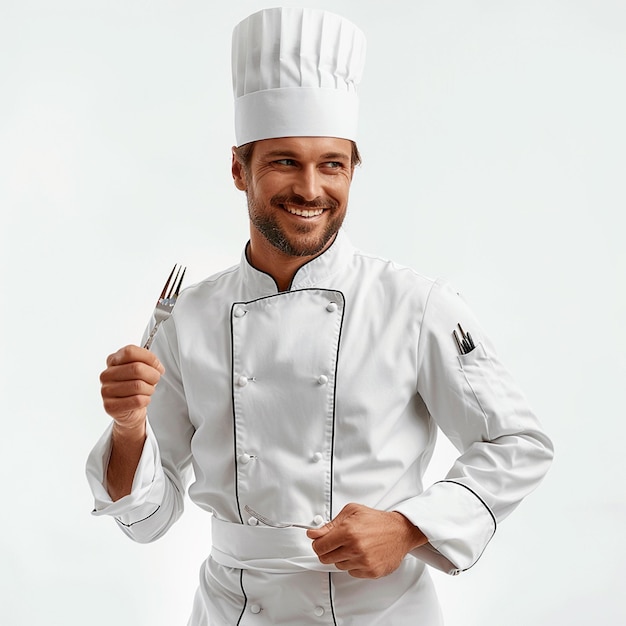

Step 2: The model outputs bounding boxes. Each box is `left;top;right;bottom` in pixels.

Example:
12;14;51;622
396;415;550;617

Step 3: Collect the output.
87;7;553;625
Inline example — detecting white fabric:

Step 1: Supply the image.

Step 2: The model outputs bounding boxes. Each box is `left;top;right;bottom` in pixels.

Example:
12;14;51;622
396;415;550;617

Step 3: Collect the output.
210;517;334;573
86;230;553;624
231;7;366;145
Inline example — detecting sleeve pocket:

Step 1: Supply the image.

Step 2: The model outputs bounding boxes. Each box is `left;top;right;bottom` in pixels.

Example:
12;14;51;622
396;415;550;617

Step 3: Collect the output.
457;342;522;437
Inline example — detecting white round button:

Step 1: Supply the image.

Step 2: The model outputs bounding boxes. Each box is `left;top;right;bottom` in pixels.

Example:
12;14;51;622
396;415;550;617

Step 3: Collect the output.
326;302;338;312
238;453;251;464
247;516;258;526
312;514;325;526
250;603;261;614
317;374;328;385
314;606;325;617
312;451;323;463
237;375;248;387
234;306;247;318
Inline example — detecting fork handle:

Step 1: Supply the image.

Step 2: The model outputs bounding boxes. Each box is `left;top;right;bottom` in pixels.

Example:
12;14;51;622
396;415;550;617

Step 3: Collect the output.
143;321;161;350
291;523;319;530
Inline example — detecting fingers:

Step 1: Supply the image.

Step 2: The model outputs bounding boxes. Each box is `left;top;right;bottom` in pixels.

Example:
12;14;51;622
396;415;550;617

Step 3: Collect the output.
308;503;417;579
310;523;358;564
105;345;165;373
309;520;364;573
308;522;344;555
308;502;360;553
100;345;165;426
313;538;389;579
308;503;365;573
102;360;163;387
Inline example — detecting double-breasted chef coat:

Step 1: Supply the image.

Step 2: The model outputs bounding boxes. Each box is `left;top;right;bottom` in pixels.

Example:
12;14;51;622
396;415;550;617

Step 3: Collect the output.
87;230;553;625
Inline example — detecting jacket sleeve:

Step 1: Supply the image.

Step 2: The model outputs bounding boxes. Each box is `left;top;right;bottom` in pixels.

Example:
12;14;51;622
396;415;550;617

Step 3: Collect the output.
394;280;553;574
85;314;195;543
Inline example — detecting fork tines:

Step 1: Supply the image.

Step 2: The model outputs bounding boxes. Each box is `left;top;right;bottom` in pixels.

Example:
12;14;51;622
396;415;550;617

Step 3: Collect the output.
160;264;186;302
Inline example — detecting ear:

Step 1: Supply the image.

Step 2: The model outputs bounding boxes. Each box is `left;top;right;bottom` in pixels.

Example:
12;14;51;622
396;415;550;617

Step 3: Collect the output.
231;148;247;191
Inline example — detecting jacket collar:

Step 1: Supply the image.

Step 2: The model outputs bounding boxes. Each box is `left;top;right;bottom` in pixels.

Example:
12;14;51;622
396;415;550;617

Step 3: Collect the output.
240;229;354;297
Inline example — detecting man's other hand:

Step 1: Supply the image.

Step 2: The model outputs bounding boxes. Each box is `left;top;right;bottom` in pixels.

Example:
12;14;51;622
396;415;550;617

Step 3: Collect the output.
307;502;427;579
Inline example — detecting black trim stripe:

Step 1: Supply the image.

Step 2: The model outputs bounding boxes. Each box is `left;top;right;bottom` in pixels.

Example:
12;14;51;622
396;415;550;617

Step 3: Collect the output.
235;569;248;625
229;287;346;623
114;505;161;528
327;290;346;624
328;290;345;521
328;572;338;626
437;480;497;530
230;302;244;525
436;479;497;572
230;288;345;523
243;241;281;292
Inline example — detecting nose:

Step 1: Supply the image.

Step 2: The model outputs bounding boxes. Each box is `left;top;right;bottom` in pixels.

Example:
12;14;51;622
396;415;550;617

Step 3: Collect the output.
292;165;323;201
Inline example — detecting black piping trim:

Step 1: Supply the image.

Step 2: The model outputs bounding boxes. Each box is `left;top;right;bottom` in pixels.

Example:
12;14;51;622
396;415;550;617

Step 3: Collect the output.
436;479;497;572
229;286;345;623
327;289;345;624
328;289;346;521
230;288;345;523
114;505;161;527
328;572;338;626
235;568;248;625
243;241;281;292
232;287;344;308
230;302;244;524
437;480;497;530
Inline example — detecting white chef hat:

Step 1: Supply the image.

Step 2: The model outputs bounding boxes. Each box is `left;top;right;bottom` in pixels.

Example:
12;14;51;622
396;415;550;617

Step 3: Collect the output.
231;7;366;147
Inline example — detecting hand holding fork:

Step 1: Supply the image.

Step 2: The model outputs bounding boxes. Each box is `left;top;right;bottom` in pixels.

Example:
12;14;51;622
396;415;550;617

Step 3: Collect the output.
98;265;186;499
100;264;185;428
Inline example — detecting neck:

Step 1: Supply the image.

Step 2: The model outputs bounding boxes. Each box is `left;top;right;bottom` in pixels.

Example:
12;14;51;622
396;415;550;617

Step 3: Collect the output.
247;233;337;292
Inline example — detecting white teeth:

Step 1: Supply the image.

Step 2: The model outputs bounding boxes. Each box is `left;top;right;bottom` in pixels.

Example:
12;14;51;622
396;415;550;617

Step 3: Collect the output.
284;205;324;218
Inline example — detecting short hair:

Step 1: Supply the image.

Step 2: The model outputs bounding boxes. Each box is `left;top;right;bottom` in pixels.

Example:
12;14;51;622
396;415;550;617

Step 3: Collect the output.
233;140;362;173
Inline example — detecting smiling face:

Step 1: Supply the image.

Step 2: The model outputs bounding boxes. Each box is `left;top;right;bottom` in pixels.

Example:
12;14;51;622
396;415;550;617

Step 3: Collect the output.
232;136;354;269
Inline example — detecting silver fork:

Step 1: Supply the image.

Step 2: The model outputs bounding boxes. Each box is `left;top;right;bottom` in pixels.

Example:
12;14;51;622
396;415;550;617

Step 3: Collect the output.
143;264;186;350
244;504;320;530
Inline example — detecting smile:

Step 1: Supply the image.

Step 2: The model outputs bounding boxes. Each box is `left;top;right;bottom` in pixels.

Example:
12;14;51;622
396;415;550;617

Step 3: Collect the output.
282;204;325;218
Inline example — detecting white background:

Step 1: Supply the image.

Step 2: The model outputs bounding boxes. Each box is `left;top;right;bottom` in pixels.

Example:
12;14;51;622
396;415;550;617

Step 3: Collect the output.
1;1;624;624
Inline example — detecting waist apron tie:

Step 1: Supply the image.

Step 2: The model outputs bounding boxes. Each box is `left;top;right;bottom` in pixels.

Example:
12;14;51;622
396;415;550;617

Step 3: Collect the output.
210;517;337;573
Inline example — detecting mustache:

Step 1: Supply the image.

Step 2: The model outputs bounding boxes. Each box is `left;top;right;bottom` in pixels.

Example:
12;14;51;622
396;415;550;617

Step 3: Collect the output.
271;193;339;210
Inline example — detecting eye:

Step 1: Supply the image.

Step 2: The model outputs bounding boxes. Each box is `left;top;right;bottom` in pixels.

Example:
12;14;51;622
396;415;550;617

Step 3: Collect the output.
322;161;346;171
274;159;296;167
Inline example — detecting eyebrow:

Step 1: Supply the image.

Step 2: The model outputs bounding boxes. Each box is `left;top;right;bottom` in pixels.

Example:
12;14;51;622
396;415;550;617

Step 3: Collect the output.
320;152;351;161
260;150;351;161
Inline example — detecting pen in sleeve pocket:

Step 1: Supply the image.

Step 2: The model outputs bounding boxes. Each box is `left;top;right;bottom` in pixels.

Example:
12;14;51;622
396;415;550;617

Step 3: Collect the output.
453;323;476;355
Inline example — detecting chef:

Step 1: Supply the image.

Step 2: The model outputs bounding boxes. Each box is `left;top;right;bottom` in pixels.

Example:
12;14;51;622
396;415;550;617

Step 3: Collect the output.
86;7;553;625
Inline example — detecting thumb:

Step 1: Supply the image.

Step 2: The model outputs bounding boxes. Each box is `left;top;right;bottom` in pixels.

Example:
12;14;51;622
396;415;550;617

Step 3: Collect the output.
306;503;355;540
306;524;331;540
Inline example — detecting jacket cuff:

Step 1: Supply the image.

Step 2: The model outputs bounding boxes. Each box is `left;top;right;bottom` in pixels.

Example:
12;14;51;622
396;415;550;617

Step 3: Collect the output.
394;480;496;573
85;421;165;523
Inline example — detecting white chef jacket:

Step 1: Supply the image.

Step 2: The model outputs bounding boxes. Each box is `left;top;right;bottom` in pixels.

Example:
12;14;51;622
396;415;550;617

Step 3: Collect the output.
86;230;553;625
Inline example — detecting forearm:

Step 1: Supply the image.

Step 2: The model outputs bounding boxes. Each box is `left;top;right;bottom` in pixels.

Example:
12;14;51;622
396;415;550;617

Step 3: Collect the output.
106;419;147;501
91;343;190;540
87;419;187;544
390;511;428;552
